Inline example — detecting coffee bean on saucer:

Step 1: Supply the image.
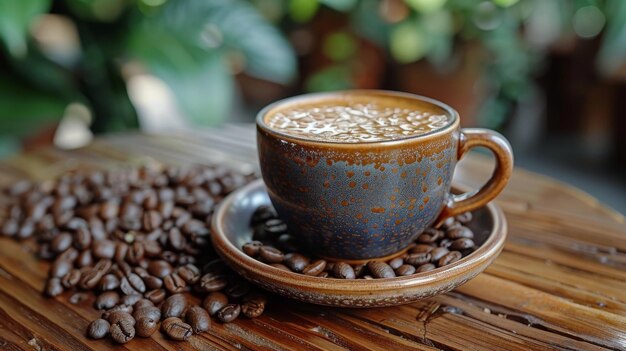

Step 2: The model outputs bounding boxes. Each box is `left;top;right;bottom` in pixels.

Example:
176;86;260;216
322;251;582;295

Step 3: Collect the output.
217;304;241;323
203;292;229;316
416;263;436;273
405;252;432;266
429;247;449;262
302;260;326;276
410;244;434;254
450;238;475;250
417;228;443;243
250;205;277;226
270;263;291;271
162;317;193;341
259;246;284;263
438;251;462;267
447;226;474;239
352;263;368;278
242;241;263;257
367;261;395;278
456;212;473;224
333;262;355;279
86;319;110;339
395;264;416;276
388;257;404;270
284;253;309;273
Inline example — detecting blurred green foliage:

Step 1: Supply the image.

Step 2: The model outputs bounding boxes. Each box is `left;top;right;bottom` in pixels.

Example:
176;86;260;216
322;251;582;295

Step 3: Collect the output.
0;0;625;155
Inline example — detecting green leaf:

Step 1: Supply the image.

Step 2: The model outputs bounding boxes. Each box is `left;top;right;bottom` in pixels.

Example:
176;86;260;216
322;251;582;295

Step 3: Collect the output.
597;0;626;76
390;20;430;63
127;0;294;125
289;0;319;22
0;73;67;136
0;0;51;57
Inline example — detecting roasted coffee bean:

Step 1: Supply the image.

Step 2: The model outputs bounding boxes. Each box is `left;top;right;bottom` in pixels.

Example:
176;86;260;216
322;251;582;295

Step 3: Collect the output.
447;226;474;239
99;200;120;220
284;253;309;273
166;228;185;251
134;299;154;309
395;264;416;276
103;304;133;316
50;258;73;278
450;238;475;250
367;261;396;278
76;249;93;268
145;289;166;304
417;228;443;243
121;293;142;307
185;305;210;333
177;264;200;284
241;293;266;318
51;232;73;253
411;244;434;254
136;316;158;337
163;273;186;293
416;263;436;272
119;277;139;295
79;269;104;290
242;241;263;257
276;234;299;252
69;292;89;304
61;269;81;288
143;275;163;290
430;247;450;262
203;292;229;316
148;260;173;278
258;246;284;263
197;273;228;293
439;238;452;248
438;251;462;266
133;266;149;278
92;240;116;259
17;219;35;239
217;304;241;323
127;273;146;293
142;210;162;232
162;293;187;319
333;262;355;279
98;274;120;291
352;263;368;278
1;219;19;237
317;271;330;278
302;260;326;276
250;205;277;226
134;306;161;322
405;252;432;266
127;242;145;264
74;227;92;250
261;219;288;236
106;311;135;326
95;291;120;310
225;280;250;299
388;257;404;270
45;277;64;296
162;317;193;341
456;212;473;224
110;319;135;344
86;319;110;339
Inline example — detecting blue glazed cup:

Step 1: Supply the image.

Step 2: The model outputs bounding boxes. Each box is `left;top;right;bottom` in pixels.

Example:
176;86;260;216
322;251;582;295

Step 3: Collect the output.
257;90;513;260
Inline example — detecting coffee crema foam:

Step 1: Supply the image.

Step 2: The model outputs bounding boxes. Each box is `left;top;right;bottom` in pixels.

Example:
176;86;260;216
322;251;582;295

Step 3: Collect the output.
265;102;451;142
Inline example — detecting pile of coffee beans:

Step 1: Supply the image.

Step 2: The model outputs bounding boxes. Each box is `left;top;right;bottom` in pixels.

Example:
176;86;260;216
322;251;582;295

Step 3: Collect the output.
0;165;268;344
244;206;477;279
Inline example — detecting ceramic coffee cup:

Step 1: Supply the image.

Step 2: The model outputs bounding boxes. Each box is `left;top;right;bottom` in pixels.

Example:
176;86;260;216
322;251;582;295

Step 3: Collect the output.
256;90;513;260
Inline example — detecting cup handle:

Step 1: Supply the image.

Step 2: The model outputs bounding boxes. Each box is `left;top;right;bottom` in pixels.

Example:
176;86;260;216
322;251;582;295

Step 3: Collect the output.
435;128;514;226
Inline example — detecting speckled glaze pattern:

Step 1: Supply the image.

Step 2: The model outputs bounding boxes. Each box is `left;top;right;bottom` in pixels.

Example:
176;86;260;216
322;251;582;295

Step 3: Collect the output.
257;90;513;260
210;179;507;308
258;128;457;259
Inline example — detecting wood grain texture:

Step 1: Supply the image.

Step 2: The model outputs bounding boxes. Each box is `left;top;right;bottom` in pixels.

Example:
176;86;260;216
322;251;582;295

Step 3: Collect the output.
0;126;625;351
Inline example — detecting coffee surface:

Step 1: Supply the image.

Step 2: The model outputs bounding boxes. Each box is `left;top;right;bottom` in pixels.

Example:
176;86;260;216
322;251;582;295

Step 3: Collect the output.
264;95;452;142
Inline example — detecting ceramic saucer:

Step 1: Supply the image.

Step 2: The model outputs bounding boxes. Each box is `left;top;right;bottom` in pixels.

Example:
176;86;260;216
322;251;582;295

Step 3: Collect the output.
211;179;507;308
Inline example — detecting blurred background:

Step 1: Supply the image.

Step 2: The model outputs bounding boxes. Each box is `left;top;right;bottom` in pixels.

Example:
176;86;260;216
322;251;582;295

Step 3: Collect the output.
1;0;625;213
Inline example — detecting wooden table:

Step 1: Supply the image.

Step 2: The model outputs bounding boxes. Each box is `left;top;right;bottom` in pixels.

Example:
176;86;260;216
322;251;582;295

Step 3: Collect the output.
1;127;625;351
